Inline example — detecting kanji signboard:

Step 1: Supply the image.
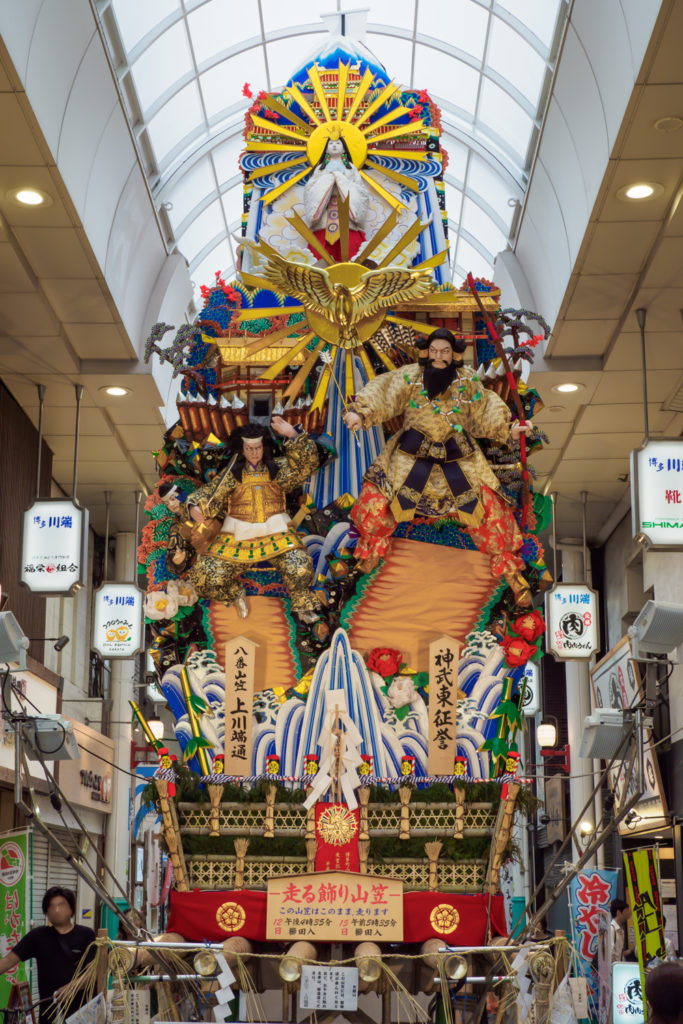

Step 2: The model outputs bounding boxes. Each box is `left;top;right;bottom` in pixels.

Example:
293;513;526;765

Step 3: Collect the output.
92;582;144;659
428;635;460;775
224;637;256;776
20;499;88;595
545;583;599;660
300;966;358;1011
266;871;403;942
631;438;683;549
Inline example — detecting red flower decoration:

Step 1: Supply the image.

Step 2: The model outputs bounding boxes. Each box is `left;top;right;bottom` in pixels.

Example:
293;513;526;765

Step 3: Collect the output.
511;609;545;643
408;104;423;121
500;635;537;668
262;108;279;121
242;83;253;98
367;647;403;678
418;89;430;103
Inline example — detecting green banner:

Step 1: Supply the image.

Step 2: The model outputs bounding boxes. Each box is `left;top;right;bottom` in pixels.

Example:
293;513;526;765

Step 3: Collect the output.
0;830;31;1008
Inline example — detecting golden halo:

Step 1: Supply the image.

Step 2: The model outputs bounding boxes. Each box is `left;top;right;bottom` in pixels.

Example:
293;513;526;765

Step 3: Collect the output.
216;901;246;933
429;904;460;935
306;120;367;169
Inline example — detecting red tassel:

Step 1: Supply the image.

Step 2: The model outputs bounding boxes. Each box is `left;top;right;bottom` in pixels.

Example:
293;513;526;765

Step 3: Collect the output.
242;82;253;98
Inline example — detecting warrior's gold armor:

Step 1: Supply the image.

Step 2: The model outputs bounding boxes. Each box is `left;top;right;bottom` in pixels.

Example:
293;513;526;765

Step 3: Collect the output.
186;433;320;615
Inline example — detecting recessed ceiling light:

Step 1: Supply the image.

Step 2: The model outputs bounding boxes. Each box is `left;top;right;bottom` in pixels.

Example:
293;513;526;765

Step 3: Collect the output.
100;385;131;397
654;116;683;133
553;383;580;394
546;405;566;413
7;187;53;207
617;182;663;201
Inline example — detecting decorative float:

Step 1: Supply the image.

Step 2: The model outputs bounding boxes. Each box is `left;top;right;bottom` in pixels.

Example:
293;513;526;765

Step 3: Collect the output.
112;25;566;1024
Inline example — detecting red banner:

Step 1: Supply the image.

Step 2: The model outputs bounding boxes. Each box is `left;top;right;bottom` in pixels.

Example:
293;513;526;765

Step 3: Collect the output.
168;888;507;944
315;803;360;872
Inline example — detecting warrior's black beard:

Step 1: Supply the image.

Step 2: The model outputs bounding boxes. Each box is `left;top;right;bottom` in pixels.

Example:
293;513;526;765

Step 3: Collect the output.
420;359;460;400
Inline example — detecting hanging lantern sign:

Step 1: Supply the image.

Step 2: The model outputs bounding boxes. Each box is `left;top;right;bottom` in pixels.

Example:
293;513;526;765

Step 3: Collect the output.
631;438;683;549
519;661;540;717
92;582;144;659
545;583;599;661
20;499;88;596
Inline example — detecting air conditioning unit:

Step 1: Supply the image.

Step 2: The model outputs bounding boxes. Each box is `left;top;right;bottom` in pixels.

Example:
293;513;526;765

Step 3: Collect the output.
22;715;80;761
628;600;683;658
579;710;632;759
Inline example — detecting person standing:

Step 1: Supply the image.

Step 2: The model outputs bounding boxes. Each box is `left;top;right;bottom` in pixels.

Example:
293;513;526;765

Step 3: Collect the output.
0;886;95;1022
610;897;634;962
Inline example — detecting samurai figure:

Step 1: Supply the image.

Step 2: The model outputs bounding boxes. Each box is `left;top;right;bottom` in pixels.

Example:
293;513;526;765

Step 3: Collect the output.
342;328;534;605
185;418;322;622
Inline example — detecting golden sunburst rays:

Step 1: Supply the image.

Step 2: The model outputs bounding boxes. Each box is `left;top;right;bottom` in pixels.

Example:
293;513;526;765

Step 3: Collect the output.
245;61;427;211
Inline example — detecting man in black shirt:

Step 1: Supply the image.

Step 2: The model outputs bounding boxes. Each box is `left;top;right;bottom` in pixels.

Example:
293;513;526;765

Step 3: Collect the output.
0;886;96;1022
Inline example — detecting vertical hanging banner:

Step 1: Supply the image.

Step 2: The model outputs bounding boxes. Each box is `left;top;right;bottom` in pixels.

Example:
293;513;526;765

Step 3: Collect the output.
631;438;683;549
20;499;88;595
568;869;618;1023
0;831;31;1009
92;582;144;659
224;636;256;776
545;583;599;660
623;848;667;965
428;635;460;776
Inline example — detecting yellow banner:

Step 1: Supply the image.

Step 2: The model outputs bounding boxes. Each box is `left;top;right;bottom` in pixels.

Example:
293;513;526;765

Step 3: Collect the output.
623;846;667;1020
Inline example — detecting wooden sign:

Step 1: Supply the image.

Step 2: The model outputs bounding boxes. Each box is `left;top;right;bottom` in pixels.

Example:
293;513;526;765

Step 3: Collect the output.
428;634;460;775
224;636;257;776
266;870;403;942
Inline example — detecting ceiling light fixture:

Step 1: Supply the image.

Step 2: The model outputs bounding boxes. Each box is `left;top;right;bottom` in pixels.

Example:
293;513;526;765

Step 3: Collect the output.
617;182;663;201
100;385;131;397
553;383;580;394
654;116;683;133
7;187;53;208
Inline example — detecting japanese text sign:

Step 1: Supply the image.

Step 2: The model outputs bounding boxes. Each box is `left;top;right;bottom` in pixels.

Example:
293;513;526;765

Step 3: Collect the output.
0;831;30;1009
568;869;618;1015
624;848;666;968
224;636;256;776
428;635;460;775
92;583;144;659
266;871;403;942
612;962;645;1024
545;583;599;660
300;966;358;1011
631;439;683;549
20;499;87;595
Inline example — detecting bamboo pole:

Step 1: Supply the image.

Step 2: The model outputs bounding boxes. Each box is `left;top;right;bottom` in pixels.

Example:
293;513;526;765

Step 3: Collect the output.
154;779;189;891
425;841;442;891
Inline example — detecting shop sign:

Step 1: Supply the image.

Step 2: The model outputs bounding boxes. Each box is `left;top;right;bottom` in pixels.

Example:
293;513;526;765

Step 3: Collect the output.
612;962;644;1024
59;720;114;814
92;582;144;659
545;583;599;660
631;438;683;549
520;661;539;717
20;499;88;595
266;871;403;942
0;831;31;1008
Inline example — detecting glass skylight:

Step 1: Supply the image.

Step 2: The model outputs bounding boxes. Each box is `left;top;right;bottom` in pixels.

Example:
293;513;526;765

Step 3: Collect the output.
97;0;568;303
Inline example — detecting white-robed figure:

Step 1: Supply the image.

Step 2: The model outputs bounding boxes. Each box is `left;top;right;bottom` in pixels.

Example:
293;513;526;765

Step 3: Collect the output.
303;129;369;261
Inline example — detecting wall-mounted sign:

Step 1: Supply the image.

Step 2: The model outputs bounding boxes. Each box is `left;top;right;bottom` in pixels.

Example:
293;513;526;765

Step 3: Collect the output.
631;438;683;549
20;499;88;595
545;584;599;660
92;582;144;659
59;719;114;814
591;638;668;834
300;966;358;1012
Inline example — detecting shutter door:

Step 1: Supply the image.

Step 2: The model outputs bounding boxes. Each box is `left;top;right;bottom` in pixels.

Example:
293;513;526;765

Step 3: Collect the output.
47;828;80;895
